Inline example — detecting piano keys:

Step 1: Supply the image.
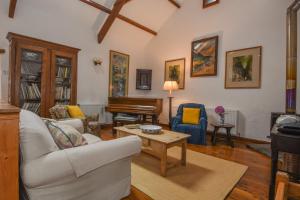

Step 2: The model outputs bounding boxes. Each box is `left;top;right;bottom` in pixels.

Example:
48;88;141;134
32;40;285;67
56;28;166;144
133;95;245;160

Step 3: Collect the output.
105;97;163;126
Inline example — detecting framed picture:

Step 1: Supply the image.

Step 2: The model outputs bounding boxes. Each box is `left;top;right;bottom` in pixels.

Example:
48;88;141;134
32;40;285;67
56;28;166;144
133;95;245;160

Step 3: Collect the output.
191;36;218;77
225;46;262;89
136;69;152;90
203;0;220;8
165;58;185;89
109;50;129;97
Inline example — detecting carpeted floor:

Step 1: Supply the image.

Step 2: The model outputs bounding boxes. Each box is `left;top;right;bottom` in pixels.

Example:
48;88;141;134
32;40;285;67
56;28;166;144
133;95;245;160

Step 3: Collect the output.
131;147;248;200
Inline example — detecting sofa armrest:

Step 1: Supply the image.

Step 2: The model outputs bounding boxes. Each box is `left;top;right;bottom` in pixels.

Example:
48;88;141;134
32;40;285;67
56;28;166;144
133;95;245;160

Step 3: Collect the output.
200;117;207;130
56;118;84;133
65;135;141;177
21;150;75;188
171;116;182;129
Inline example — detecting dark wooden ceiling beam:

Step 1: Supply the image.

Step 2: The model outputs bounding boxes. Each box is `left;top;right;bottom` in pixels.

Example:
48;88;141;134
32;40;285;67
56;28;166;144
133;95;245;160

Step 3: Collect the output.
8;0;17;18
168;0;181;8
98;0;127;43
80;0;157;36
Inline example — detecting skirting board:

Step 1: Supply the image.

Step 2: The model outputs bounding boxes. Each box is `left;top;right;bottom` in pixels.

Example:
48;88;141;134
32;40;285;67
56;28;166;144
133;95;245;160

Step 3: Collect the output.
102;123;269;144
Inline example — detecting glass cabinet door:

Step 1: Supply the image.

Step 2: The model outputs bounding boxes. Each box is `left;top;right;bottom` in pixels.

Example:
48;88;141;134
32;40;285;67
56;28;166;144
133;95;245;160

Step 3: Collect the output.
50;50;77;108
17;46;47;115
55;56;72;105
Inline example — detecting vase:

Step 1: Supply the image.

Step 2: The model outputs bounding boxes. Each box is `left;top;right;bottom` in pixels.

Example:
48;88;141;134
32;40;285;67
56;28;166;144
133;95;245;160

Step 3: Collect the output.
219;114;225;124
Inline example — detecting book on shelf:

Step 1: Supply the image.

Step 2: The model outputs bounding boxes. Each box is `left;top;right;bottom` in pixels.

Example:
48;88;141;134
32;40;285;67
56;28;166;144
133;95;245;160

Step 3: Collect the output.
22;103;40;113
55;102;69;106
57;67;71;78
20;83;41;99
55;86;71;100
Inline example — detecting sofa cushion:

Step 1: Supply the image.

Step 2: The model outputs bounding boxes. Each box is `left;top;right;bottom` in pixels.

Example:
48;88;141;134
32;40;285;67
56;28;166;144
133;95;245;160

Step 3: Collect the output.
49;105;70;120
66;105;85;118
46;121;88;149
20;110;59;161
82;134;102;144
56;119;84;134
182;108;200;125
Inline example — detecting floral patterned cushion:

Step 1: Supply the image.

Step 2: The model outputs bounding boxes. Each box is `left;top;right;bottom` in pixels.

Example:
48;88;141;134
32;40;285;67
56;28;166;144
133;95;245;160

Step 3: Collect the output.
49;105;70;120
46;121;87;149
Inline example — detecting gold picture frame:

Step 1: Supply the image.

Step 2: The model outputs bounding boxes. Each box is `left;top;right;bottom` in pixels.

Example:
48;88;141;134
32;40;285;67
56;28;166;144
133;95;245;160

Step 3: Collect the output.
225;46;262;89
109;50;130;97
165;58;185;89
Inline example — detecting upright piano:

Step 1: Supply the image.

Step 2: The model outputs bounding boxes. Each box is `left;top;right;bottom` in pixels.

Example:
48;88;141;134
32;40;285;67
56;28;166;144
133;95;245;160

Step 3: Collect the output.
105;97;163;125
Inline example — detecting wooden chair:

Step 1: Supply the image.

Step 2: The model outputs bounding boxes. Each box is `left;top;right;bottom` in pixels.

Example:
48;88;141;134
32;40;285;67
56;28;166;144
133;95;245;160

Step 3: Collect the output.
275;172;300;200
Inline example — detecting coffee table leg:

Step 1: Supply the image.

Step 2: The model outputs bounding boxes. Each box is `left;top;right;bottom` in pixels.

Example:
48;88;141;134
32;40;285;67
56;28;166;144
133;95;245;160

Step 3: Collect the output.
181;141;187;166
160;144;167;176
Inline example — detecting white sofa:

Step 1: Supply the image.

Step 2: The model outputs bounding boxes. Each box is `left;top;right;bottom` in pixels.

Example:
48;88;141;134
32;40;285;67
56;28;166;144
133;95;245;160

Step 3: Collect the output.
20;110;141;200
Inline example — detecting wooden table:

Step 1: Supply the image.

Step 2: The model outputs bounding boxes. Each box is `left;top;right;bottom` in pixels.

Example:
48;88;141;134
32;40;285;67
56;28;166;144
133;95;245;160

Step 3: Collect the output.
269;128;300;200
115;126;190;176
210;123;235;147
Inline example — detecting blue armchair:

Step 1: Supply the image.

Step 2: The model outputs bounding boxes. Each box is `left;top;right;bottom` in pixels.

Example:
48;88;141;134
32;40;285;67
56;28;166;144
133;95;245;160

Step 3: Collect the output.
171;103;207;145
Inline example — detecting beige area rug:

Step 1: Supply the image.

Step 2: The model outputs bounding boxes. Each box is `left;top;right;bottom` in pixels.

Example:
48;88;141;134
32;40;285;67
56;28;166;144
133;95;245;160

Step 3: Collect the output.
131;147;248;200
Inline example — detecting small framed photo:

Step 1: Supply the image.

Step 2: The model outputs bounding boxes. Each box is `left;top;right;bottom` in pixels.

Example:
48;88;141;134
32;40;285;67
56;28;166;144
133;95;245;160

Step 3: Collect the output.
203;0;220;8
225;46;262;89
165;58;185;89
191;36;218;77
136;69;152;90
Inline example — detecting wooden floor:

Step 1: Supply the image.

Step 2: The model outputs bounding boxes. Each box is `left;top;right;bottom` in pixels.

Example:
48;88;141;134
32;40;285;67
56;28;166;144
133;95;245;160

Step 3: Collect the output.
100;127;270;200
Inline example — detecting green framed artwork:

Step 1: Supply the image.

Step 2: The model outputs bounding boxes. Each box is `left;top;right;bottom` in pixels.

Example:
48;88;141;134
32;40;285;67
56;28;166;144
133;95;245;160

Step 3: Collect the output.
225;46;262;89
165;58;185;89
109;50;130;97
191;36;218;77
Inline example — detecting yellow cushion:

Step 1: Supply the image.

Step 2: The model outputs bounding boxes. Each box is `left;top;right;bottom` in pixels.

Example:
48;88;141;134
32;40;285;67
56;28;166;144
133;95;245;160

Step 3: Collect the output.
66;105;85;118
182;108;200;125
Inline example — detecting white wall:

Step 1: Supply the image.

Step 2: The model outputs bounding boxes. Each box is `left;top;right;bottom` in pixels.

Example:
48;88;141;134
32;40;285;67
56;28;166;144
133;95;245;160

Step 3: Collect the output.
143;0;296;141
0;0;299;140
0;0;155;105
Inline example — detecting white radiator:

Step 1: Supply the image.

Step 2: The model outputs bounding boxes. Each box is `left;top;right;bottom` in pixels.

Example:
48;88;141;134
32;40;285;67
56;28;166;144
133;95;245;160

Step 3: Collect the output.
206;108;239;135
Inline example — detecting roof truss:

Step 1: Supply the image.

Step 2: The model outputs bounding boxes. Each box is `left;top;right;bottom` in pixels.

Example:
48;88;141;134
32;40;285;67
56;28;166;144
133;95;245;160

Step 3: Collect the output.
98;0;127;43
8;0;17;18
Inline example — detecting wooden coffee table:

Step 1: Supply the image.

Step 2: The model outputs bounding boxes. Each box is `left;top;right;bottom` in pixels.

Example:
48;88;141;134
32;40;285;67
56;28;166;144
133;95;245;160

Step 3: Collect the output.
115;126;190;176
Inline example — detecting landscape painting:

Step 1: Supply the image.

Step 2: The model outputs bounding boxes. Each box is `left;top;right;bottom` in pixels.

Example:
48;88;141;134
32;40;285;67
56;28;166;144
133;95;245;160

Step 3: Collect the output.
232;55;253;82
225;46;262;89
109;50;129;97
165;58;185;89
191;36;218;77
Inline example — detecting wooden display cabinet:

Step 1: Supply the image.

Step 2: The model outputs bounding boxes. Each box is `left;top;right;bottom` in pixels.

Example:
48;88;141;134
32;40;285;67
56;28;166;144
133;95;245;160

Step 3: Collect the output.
7;32;80;117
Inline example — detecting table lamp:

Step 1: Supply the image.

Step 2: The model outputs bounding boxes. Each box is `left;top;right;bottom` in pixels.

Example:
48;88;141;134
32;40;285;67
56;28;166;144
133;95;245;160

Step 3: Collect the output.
163;81;179;128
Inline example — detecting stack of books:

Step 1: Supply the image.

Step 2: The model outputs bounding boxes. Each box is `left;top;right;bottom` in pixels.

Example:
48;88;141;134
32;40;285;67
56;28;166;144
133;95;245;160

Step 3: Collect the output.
57;67;71;78
22;103;40;113
20;83;41;99
55;86;71;100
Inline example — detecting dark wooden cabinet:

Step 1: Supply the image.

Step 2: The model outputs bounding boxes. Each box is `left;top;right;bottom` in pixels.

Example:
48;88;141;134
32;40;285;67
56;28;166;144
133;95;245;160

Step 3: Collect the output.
7;32;80;117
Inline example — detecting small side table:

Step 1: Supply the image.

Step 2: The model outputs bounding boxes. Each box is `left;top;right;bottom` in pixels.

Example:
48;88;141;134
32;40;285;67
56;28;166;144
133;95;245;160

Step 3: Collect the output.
210;123;235;147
